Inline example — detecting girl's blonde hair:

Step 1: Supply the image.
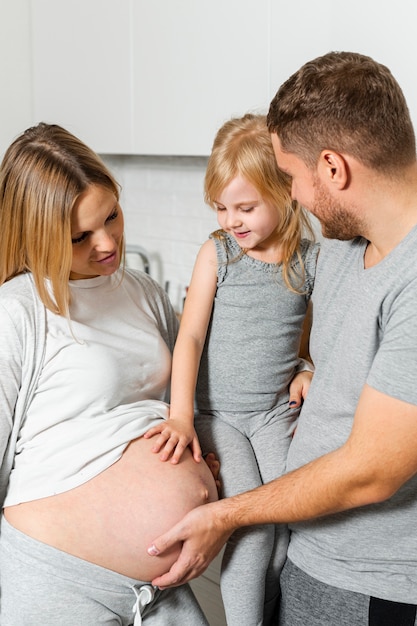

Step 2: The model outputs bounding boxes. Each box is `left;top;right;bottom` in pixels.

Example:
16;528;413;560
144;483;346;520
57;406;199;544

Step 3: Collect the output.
204;113;314;291
0;123;123;315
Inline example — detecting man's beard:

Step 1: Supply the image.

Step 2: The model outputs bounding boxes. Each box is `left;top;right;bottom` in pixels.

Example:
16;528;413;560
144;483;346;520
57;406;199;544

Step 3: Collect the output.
311;178;366;240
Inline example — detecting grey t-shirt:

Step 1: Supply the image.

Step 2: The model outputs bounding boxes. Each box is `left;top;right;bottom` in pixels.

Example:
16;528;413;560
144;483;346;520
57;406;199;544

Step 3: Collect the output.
287;229;417;603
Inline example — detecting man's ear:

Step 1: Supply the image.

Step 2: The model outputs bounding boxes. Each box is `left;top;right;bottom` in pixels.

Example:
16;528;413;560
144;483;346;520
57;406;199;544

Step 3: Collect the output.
317;150;349;190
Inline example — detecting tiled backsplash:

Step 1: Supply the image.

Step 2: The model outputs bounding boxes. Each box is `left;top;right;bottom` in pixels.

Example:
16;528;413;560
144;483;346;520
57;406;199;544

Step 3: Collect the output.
102;154;218;313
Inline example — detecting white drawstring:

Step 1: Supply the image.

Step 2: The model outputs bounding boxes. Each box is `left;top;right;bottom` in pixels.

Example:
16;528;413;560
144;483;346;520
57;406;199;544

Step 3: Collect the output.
131;584;156;626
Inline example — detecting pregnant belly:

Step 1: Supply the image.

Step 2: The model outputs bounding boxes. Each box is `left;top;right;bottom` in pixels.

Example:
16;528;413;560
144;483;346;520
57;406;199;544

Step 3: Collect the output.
4;436;218;581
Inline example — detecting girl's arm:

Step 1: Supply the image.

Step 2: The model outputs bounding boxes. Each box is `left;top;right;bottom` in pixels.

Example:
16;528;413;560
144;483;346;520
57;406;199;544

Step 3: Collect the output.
144;239;218;463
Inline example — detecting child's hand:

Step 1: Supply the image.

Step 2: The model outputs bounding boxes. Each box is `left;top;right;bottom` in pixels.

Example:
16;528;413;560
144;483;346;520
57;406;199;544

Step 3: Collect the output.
144;419;202;464
289;370;313;408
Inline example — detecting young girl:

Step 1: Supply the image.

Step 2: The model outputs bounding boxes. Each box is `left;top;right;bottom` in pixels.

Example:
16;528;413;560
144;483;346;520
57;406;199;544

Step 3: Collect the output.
145;114;319;625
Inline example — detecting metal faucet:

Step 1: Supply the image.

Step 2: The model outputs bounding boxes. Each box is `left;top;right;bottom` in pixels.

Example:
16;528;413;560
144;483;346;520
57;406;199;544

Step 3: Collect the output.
125;244;151;275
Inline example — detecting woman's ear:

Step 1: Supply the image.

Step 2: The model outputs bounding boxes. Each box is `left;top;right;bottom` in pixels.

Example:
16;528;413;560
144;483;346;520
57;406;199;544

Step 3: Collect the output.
317;150;349;190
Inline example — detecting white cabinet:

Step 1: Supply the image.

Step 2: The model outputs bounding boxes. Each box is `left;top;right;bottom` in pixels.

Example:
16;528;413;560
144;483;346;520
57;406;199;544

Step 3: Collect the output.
30;0;133;153
5;1;417;157
30;0;270;155
0;0;32;158
132;0;270;155
268;0;417;131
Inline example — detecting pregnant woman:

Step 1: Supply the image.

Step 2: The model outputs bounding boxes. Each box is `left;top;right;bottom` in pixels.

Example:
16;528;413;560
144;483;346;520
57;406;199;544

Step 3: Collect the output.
0;122;218;626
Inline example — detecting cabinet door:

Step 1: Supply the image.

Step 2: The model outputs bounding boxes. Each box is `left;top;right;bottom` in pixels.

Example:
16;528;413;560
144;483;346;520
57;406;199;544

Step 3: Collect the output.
30;0;132;154
269;0;417;130
0;0;32;157
132;0;270;155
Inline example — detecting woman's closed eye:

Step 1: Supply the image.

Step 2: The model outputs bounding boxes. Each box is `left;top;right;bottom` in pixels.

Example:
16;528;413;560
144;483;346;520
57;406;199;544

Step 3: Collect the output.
72;232;89;244
106;209;119;222
71;209;119;244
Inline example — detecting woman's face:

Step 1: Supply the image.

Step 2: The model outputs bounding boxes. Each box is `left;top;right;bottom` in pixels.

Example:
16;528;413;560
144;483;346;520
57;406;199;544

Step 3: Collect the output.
70;184;124;280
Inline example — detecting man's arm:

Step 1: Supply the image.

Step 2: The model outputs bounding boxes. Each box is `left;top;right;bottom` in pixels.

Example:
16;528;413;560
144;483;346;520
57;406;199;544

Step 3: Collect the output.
147;384;417;587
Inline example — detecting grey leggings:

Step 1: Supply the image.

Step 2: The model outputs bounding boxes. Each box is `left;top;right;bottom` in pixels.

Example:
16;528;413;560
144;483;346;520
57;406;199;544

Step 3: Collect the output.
195;405;298;626
0;516;208;626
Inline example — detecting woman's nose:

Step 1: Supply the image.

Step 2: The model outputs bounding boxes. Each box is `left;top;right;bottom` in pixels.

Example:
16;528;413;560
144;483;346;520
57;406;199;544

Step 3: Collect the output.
93;229;115;250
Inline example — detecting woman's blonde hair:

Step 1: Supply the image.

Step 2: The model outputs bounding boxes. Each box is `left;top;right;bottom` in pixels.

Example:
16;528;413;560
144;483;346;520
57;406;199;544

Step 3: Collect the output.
204;113;314;291
0;123;123;315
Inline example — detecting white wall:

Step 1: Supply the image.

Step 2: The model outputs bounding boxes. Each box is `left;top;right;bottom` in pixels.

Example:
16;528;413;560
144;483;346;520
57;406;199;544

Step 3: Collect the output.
103;154;219;313
0;0;31;153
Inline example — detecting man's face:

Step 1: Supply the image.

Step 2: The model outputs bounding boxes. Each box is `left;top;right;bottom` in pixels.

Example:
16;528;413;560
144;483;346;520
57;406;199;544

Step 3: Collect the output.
271;134;364;240
271;134;315;210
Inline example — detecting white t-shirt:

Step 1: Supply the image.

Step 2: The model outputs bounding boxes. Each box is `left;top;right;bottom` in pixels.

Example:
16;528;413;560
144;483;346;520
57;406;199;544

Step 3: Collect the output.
5;271;173;505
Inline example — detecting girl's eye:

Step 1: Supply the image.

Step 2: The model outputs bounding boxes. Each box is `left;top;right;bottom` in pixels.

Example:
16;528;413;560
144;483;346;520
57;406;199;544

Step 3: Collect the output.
241;206;254;212
215;205;226;212
71;232;89;244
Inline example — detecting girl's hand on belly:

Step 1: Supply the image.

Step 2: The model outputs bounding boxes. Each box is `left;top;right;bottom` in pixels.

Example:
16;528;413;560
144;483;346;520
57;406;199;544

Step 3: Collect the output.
144;418;203;465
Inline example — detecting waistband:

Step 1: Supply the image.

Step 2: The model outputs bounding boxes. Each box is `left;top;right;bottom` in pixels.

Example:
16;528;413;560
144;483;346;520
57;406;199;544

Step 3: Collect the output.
0;515;147;591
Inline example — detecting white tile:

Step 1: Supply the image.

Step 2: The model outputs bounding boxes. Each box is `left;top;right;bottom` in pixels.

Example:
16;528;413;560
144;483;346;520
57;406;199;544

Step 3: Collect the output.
102;154;216;289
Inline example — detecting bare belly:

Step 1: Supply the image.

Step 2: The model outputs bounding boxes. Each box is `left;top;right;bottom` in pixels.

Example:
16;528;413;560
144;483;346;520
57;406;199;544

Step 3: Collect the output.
4;436;218;581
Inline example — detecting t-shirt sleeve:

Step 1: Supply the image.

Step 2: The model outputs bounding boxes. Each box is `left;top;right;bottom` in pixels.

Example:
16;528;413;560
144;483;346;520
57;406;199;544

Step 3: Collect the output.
367;276;417;406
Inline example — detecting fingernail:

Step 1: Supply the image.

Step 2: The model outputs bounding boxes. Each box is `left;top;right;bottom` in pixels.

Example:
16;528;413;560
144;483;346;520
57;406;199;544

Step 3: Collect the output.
289;401;297;407
148;545;159;556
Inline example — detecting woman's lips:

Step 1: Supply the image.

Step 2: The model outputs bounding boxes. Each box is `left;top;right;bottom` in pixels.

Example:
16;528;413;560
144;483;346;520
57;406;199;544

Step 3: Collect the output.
96;251;117;264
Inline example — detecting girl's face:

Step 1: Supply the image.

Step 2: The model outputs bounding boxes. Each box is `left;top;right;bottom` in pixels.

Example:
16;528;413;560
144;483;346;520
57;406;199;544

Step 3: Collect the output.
214;175;280;250
70;184;124;280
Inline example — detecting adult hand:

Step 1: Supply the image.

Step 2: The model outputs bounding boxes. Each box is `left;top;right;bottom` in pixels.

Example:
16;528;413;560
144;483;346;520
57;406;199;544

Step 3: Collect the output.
147;501;232;588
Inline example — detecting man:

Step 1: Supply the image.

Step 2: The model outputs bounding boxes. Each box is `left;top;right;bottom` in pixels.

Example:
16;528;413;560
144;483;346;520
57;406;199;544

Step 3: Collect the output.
147;52;417;625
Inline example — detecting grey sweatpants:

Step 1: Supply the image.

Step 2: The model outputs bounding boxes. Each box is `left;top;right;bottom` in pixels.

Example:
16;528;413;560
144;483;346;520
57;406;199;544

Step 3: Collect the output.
280;559;417;626
195;405;298;626
0;516;208;626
